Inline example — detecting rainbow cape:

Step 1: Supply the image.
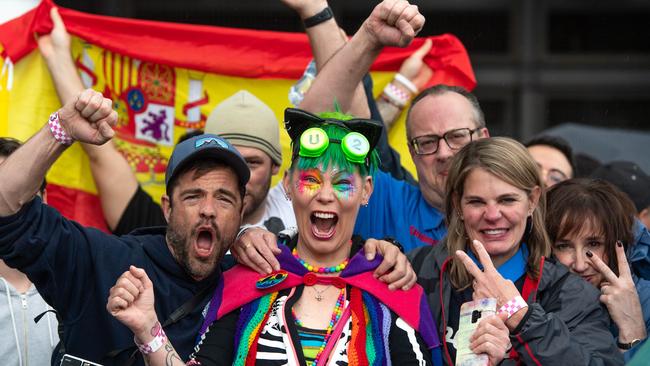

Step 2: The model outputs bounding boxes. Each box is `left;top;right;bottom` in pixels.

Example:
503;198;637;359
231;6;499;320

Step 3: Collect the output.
201;244;440;351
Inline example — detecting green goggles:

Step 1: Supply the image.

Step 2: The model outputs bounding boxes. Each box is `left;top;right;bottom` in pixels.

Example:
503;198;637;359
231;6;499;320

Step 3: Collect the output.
299;127;370;164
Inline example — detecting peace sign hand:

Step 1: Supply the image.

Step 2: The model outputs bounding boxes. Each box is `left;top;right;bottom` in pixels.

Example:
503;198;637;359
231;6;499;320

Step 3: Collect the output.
456;240;525;331
589;242;647;344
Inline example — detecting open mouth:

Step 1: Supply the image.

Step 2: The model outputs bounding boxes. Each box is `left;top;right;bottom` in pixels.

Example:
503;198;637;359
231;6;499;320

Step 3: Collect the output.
310;211;338;240
194;227;215;258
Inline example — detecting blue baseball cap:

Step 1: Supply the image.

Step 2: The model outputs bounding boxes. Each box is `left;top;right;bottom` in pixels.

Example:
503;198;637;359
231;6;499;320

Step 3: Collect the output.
165;134;250;194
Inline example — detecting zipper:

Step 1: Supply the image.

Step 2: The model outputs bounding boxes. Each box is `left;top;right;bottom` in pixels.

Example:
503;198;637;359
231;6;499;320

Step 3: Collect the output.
21;293;28;366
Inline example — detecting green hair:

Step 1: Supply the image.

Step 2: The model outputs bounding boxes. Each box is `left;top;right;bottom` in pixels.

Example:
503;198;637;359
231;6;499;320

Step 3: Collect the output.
289;112;380;177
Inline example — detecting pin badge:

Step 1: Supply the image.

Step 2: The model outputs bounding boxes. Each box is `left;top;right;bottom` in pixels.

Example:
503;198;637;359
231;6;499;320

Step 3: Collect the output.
256;270;289;289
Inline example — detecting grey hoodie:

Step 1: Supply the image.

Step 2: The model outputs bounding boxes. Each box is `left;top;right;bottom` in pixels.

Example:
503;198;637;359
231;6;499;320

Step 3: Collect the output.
0;278;58;366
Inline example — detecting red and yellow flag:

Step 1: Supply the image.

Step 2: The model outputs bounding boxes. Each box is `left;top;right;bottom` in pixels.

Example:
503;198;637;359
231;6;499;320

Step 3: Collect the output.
0;0;475;231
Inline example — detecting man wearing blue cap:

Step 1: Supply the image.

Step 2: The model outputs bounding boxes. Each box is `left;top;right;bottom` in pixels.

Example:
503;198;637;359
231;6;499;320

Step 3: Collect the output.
0;89;249;365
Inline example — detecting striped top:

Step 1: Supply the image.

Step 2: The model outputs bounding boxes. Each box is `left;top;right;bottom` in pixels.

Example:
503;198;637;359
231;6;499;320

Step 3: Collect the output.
295;325;327;365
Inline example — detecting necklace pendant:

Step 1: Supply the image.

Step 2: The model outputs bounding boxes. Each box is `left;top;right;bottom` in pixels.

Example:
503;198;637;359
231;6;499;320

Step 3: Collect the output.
315;293;323;301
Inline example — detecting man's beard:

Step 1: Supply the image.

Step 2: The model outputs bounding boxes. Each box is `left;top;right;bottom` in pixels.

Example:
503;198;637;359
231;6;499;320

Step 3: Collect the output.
166;216;225;280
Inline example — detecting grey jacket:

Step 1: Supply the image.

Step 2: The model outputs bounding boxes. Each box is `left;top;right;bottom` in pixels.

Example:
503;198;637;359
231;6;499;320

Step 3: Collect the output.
0;278;59;366
408;242;623;366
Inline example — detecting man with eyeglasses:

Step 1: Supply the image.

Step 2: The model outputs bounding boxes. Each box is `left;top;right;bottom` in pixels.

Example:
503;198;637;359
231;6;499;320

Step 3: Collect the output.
352;85;489;252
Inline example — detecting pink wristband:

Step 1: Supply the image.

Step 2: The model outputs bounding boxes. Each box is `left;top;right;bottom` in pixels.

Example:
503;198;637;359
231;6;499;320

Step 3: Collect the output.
134;325;167;355
382;83;410;107
498;296;528;319
47;112;74;146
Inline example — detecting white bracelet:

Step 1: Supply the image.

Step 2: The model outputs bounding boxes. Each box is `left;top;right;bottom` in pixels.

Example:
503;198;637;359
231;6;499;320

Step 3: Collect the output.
394;73;418;94
236;223;264;241
498;296;528;319
135;324;167;355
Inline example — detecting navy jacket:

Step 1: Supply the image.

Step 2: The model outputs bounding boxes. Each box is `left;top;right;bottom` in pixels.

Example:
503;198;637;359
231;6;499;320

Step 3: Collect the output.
0;197;219;365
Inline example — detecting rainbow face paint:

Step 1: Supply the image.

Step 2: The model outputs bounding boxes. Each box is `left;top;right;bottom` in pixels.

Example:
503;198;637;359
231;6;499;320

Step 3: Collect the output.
331;171;357;200
296;169;322;196
294;169;357;200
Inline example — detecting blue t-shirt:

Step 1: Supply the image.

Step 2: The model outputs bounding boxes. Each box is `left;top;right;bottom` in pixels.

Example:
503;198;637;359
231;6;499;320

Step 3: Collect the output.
354;170;447;252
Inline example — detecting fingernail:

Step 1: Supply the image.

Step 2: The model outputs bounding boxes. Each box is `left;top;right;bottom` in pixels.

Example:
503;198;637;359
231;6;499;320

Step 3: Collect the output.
617;241;623;248
586;251;593;258
388;285;395;291
366;254;373;260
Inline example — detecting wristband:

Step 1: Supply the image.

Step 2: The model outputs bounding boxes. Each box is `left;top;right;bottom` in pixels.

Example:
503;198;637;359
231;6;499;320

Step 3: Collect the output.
47;112;74;146
382;83;409;108
236;223;264;241
303;7;334;28
134;324;167;355
498;296;528;319
394;73;418;94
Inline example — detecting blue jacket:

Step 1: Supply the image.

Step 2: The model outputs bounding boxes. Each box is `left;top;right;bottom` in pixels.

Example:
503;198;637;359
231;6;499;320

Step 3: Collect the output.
630;220;650;280
0;198;218;365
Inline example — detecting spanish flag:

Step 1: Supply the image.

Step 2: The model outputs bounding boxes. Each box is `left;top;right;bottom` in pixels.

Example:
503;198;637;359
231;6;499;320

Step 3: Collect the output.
0;0;475;231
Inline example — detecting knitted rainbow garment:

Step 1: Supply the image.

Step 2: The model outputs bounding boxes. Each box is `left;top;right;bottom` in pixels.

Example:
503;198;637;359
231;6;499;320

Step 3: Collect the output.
231;287;392;366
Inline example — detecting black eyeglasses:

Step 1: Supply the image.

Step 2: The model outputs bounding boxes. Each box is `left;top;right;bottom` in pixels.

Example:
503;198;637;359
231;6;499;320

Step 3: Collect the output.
410;128;481;155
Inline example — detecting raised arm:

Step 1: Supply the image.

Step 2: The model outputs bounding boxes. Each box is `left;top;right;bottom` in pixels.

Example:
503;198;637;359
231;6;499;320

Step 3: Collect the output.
281;0;369;116
300;0;424;116
376;39;433;128
0;89;117;216
37;7;139;231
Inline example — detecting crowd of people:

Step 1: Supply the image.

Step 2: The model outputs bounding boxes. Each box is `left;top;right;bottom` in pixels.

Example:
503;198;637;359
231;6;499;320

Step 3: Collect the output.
1;0;649;365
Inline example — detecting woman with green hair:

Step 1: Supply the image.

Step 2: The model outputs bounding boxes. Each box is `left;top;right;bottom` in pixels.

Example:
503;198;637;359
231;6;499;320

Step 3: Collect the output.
108;108;441;366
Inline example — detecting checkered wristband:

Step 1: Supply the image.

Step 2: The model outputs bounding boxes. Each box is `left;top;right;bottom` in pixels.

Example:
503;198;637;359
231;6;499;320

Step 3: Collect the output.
498;296;528;319
134;325;167;355
47;112;74;146
382;82;410;108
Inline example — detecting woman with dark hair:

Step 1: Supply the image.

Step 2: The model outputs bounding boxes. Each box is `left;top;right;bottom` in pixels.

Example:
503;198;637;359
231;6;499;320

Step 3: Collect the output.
409;137;622;365
547;178;650;361
107;109;441;366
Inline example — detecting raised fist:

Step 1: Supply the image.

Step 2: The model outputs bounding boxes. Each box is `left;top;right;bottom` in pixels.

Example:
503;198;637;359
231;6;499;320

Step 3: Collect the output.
57;89;117;145
363;0;425;48
106;266;157;335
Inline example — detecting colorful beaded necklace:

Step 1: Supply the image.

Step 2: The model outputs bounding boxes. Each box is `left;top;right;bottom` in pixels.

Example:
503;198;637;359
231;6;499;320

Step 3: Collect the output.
292;247;349;273
293;287;346;366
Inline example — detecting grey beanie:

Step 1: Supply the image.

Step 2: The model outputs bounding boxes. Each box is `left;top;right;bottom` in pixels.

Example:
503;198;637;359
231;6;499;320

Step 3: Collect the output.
205;90;282;165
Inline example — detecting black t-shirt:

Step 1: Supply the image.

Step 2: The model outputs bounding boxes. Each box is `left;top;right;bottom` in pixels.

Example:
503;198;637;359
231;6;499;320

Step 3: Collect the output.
446;275;526;362
113;186;166;236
